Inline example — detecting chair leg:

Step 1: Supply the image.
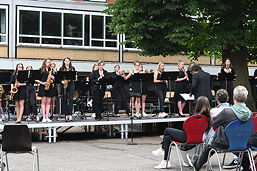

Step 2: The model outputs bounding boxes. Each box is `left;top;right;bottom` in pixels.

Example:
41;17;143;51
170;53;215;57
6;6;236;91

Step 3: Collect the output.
222;153;226;166
166;144;172;168
5;154;9;171
247;149;256;171
235;152;243;171
172;142;183;171
36;148;40;171
207;148;222;171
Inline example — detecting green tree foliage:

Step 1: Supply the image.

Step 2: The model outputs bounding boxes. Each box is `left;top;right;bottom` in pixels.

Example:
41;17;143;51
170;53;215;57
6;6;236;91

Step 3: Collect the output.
105;0;257;109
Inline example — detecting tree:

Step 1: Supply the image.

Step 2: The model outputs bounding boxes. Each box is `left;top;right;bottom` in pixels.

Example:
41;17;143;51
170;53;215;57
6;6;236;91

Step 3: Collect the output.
105;0;257;110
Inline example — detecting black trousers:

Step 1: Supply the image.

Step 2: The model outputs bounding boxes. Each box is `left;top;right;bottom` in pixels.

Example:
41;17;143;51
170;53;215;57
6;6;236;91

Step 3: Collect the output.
92;85;105;119
25;86;37;116
161;128;187;160
62;82;75;116
155;84;167;113
114;86;129;114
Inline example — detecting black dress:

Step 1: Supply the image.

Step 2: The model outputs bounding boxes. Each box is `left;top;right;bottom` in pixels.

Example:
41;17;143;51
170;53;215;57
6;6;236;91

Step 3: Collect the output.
38;69;55;98
130;72;148;97
59;67;76;116
174;70;189;102
220;67;235;104
9;74;26;100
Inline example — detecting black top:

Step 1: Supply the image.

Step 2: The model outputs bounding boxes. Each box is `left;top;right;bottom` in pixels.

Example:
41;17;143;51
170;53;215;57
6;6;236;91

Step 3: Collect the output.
190;70;213;101
174;70;189;101
220;67;236;80
38;68;55;97
9;73;26;100
90;69;108;91
254;69;257;78
155;72;166;87
113;72;126;90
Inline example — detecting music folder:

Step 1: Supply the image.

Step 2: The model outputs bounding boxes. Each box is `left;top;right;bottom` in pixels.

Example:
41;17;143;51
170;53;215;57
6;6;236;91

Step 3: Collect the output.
180;93;195;101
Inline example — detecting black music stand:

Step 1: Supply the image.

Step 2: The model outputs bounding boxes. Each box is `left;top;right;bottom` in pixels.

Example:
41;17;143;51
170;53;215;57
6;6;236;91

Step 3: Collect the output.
101;73;116;121
17;70;41;123
127;72;153;145
161;71;179;116
55;71;76;120
0;72;13;121
218;72;236;91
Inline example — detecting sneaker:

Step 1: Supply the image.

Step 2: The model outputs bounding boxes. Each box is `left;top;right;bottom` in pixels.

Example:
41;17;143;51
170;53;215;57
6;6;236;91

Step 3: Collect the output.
46;118;52;122
154;160;171;169
222;159;238;169
187;154;198;169
158;113;168;118
91;113;96;118
186;154;193;167
142;112;148;117
36;115;40;122
182;161;190;167
42;118;47;123
152;148;164;157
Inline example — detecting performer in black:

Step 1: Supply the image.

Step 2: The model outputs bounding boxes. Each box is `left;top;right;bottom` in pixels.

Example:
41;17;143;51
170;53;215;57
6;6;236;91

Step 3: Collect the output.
90;60;107;120
9;63;26;123
153;62;167;118
50;62;58;118
174;60;189;117
59;57;76;122
220;59;235;104
186;62;195;88
113;65;130;116
89;64;98;118
190;64;212;101
25;66;38;121
255;69;257;98
35;58;54;122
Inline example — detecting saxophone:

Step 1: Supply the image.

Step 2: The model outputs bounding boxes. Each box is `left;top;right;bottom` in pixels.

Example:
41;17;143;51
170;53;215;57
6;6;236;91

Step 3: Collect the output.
63;80;70;89
45;68;53;91
10;79;19;100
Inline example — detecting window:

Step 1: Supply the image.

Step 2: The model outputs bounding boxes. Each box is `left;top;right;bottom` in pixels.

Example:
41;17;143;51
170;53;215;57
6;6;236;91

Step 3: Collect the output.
0;6;8;44
17;7;118;49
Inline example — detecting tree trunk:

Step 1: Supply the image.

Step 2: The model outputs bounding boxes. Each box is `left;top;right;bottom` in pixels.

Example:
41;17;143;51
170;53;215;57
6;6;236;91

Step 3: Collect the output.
222;48;256;111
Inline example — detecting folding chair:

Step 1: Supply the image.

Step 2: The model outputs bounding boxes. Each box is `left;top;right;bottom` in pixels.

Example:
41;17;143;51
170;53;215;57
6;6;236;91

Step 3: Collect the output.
1;125;39;171
206;120;255;171
167;114;209;171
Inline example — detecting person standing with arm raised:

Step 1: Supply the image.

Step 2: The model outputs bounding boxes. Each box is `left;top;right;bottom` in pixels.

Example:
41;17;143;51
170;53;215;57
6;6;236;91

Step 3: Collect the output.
90;60;108;120
35;58;54;122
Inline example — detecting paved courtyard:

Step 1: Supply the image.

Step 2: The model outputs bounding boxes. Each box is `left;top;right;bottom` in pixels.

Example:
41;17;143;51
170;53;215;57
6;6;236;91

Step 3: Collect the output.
5;135;234;171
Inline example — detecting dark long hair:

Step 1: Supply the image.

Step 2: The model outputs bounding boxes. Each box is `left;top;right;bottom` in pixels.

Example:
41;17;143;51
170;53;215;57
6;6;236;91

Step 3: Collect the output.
13;63;24;75
60;57;73;71
222;58;233;69
195;96;211;119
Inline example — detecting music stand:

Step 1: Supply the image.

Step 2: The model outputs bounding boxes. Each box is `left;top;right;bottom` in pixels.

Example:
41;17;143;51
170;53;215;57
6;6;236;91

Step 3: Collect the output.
161;71;179;116
0;72;13;121
101;72;116;121
17;70;41;123
55;71;76;120
218;72;236;91
127;72;153;145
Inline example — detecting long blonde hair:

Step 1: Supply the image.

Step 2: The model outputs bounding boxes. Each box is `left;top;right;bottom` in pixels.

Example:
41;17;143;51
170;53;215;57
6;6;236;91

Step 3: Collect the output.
156;62;164;72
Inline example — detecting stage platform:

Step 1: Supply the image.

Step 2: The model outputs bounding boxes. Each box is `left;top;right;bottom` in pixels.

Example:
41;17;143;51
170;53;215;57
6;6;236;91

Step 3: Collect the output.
0;116;187;143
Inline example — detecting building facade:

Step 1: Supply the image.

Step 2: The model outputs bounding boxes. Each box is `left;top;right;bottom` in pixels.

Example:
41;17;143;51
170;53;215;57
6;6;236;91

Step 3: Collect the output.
0;0;256;74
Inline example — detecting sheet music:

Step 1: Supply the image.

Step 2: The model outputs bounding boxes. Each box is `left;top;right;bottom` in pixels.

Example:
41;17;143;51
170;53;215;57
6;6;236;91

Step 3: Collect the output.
180;93;195;101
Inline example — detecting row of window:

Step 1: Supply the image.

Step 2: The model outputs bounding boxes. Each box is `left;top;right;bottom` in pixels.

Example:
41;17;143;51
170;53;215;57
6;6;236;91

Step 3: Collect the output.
0;6;136;50
18;7;117;48
0;6;7;44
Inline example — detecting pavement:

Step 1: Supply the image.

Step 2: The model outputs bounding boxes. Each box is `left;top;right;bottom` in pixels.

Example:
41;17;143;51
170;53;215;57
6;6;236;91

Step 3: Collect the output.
5;135;234;171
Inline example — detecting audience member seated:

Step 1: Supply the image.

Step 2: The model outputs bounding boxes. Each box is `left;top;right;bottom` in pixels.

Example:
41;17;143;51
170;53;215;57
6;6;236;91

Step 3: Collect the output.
152;96;211;169
188;86;252;171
